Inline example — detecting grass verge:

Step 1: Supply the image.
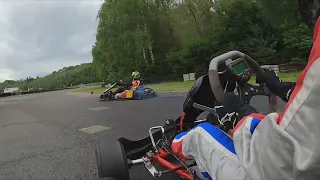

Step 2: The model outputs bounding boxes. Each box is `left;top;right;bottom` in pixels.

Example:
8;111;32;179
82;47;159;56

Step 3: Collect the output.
71;81;196;94
72;72;300;94
248;72;300;85
72;87;108;94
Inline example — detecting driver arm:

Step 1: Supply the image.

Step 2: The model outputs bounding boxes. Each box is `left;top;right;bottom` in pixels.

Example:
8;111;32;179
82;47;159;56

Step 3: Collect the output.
233;21;320;179
275;82;296;102
257;69;296;102
232;81;320;179
174;19;320;180
117;81;131;87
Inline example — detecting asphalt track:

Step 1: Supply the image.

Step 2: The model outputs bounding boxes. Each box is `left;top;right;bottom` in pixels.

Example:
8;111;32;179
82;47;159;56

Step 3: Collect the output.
0;90;285;180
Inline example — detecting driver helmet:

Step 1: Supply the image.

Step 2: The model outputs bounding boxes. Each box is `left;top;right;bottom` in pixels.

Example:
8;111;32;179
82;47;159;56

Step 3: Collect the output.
131;71;141;80
298;0;320;28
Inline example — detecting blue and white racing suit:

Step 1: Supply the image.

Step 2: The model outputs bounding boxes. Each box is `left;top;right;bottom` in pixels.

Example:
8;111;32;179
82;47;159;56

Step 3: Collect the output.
172;18;320;180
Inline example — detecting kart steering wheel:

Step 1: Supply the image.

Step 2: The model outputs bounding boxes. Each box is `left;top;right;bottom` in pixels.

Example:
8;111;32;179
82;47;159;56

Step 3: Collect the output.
208;50;278;113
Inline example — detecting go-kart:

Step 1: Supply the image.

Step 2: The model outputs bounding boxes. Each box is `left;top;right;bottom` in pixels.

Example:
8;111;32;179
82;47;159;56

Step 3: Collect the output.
99;83;156;101
95;51;278;180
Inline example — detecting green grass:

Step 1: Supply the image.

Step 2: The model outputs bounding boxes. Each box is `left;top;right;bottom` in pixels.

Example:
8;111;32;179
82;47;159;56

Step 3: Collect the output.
72;72;301;94
82;82;104;86
146;81;196;92
248;72;300;85
71;81;196;94
276;72;301;82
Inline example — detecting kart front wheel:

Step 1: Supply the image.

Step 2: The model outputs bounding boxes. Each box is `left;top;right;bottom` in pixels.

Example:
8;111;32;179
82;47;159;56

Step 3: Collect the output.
99;95;104;101
96;140;129;180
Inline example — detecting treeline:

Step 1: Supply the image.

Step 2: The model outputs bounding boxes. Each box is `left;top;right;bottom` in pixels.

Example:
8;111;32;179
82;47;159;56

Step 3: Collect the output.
0;63;99;91
0;0;312;91
92;0;313;82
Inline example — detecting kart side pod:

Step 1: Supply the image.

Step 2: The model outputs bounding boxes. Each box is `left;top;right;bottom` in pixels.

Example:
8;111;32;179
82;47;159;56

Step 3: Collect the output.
125;90;133;98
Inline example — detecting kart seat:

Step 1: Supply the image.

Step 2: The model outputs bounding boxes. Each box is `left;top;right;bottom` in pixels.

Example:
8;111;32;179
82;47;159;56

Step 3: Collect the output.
181;71;236;127
183;74;216;111
188;75;205;96
118;129;162;160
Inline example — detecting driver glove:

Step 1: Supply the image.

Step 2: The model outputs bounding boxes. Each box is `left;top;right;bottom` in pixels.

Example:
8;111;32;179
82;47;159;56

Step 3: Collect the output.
215;93;258;130
223;92;258;118
117;80;131;88
256;69;296;102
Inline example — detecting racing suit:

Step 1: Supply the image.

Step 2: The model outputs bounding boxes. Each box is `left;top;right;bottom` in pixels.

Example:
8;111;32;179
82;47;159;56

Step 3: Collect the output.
115;79;144;99
112;80;130;95
131;79;145;99
172;18;320;180
131;79;142;89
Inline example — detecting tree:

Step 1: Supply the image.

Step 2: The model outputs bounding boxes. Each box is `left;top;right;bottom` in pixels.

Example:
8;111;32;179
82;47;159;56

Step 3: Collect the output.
91;0;312;82
0;63;99;91
5;0;312;88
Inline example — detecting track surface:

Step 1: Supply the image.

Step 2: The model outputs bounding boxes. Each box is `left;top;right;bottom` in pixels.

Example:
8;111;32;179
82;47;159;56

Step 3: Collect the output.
0;91;285;180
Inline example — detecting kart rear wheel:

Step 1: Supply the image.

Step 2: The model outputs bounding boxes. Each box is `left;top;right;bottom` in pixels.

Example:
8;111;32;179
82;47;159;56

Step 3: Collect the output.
96;140;129;180
144;88;157;98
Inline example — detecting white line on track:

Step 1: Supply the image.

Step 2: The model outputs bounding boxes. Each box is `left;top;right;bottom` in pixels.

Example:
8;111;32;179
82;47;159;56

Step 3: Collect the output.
78;125;110;134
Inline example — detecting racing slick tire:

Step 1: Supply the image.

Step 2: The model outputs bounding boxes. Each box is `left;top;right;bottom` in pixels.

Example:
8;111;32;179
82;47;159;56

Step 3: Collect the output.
96;140;129;180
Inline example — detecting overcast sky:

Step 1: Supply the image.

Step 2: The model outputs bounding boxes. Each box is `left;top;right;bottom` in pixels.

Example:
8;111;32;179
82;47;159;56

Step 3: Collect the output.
0;0;104;82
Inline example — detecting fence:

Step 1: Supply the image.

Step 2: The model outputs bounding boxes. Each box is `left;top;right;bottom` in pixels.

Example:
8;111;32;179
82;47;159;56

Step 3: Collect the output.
279;62;305;73
262;63;305;73
143;71;206;84
261;65;279;73
181;64;302;81
183;73;196;81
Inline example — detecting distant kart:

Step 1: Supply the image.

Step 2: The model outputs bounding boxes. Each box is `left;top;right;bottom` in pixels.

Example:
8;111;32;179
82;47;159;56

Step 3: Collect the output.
99;83;156;101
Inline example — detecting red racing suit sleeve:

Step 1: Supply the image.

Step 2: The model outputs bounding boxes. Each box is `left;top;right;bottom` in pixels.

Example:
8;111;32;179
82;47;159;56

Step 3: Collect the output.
232;17;320;180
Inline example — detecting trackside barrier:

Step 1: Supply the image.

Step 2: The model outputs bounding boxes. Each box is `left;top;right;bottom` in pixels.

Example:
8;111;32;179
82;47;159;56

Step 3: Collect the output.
261;65;279;73
183;73;196;81
189;73;196;80
183;74;190;81
279;63;305;73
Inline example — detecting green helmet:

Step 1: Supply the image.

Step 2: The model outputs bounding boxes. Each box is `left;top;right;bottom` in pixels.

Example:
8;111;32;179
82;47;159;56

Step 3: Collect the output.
131;71;140;79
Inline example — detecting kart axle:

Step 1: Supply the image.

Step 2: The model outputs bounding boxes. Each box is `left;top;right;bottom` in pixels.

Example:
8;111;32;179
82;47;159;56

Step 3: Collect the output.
132;159;144;164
